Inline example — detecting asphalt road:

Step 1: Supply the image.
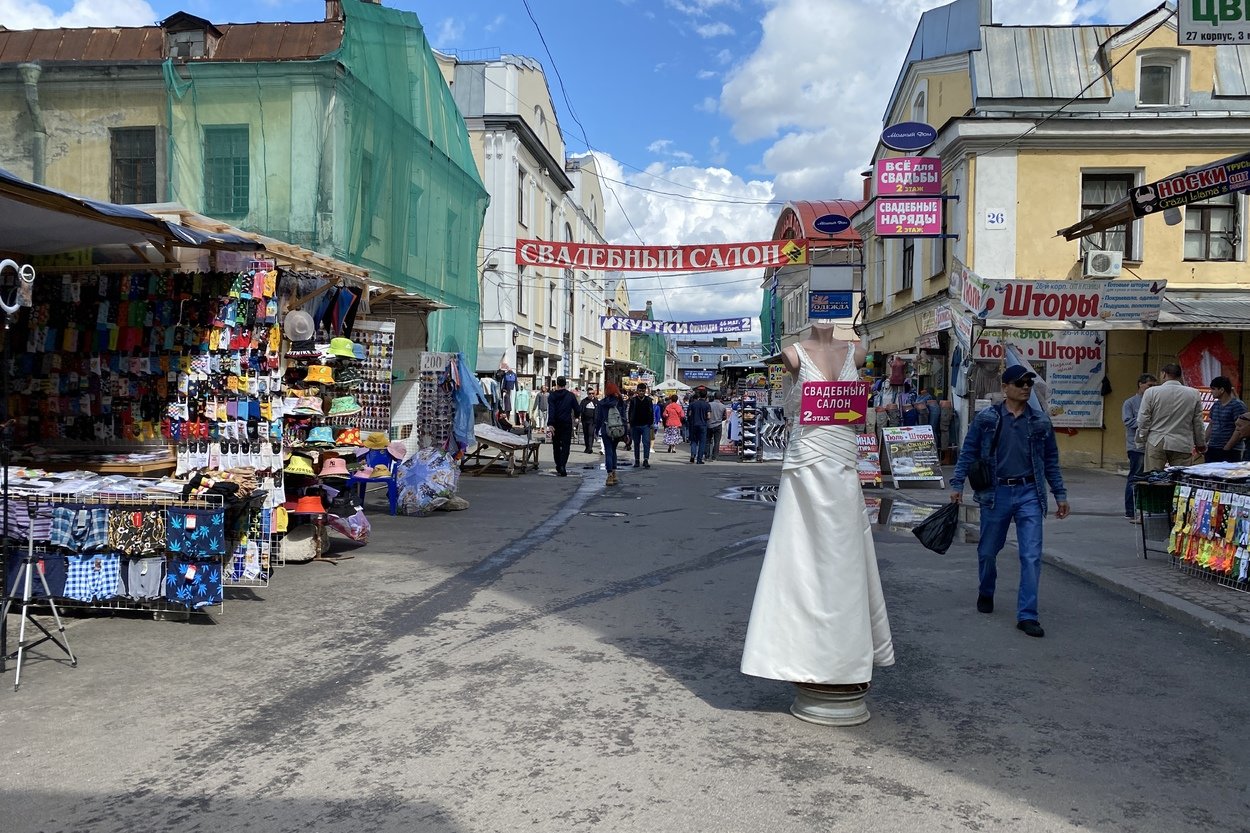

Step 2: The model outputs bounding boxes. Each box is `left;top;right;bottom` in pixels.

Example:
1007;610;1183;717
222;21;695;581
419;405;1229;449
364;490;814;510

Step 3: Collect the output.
2;452;1248;833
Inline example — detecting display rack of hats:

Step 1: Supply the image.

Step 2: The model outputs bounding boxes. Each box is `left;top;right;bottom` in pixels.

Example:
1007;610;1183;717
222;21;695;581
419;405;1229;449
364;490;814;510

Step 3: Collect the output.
279;311;374;560
3;268;281;588
739;394;760;462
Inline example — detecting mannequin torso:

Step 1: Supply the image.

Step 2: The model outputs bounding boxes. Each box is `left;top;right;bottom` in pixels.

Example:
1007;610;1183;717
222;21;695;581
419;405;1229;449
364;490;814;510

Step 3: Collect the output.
782;325;866;380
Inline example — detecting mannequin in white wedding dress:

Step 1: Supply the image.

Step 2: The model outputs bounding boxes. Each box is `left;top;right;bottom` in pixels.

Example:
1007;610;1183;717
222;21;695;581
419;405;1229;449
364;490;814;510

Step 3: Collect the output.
740;324;894;725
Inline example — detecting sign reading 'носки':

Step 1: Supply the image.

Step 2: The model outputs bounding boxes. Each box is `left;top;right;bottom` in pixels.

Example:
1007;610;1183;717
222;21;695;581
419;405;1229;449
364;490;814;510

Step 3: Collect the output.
516;239;807;272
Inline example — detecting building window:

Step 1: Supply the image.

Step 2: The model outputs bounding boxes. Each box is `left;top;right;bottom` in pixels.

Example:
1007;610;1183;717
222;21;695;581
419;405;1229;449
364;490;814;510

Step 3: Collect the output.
549;202;557;239
549;280;556;326
203;125;249;217
517;267;526;315
1185;193;1239;261
110;127;157;205
720;354;730;362
518;166;528;227
1138;52;1186;107
901;237;914;291
1081;173;1135;257
911;90;926;123
692;354;701;363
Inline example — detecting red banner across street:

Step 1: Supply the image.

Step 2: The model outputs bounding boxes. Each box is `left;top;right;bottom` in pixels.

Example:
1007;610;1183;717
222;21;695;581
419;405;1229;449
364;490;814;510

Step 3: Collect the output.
515;239;808;272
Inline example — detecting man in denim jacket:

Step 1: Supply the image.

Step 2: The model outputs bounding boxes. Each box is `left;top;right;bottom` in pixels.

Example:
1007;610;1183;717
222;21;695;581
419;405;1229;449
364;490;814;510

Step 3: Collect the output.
949;365;1070;638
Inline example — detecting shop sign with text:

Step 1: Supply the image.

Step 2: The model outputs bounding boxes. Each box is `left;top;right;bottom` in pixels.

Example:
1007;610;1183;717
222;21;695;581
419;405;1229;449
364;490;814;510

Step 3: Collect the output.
975;329;1105;428
1180;0;1250;45
600;315;753;335
875;157;942;196
1130;152;1250;216
875;197;943;236
809;290;854;319
517;239;807;272
971;278;1166;323
799;381;868;425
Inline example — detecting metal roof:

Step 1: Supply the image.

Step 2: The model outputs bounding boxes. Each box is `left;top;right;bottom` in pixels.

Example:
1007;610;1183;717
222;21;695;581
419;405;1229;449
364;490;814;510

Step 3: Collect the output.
972;25;1116;100
1158;290;1250;328
1215;45;1250;96
781;200;866;246
0;21;342;64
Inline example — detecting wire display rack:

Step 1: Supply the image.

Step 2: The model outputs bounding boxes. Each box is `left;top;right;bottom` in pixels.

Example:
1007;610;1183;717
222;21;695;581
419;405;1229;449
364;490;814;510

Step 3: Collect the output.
1164;474;1250;595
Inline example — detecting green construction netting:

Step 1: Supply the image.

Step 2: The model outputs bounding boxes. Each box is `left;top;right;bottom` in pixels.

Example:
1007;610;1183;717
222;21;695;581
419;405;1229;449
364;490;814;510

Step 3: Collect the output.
759;290;782;356
163;0;488;364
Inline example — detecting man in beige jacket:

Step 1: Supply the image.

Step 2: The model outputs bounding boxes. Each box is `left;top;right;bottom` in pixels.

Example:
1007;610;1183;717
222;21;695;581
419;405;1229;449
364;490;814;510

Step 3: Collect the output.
1136;363;1205;471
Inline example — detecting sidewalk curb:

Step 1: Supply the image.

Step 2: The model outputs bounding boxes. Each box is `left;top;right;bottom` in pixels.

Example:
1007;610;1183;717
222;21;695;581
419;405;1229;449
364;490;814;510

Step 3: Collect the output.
1042;550;1250;651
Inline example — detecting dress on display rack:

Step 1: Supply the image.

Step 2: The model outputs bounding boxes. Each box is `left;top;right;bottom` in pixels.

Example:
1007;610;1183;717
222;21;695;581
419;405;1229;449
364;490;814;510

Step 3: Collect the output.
741;342;894;684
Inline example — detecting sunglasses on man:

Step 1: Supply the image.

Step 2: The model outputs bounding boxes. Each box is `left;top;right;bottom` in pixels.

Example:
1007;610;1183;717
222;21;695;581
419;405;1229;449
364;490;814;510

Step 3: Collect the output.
1011;378;1035;388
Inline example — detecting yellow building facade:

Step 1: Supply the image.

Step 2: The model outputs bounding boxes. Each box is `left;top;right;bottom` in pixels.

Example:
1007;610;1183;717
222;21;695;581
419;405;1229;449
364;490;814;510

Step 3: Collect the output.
857;0;1250;466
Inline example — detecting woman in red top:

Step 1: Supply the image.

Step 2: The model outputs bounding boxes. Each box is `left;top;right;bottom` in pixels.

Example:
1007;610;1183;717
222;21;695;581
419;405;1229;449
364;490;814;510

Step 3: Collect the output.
661;394;685;453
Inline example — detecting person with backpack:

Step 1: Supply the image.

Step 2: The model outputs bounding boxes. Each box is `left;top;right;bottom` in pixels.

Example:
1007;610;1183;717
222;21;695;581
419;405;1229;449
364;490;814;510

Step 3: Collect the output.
594;382;629;485
629;383;654;469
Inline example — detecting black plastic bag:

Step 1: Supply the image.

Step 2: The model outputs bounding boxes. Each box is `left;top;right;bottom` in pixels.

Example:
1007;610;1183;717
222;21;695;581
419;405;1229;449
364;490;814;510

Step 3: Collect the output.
912;502;961;554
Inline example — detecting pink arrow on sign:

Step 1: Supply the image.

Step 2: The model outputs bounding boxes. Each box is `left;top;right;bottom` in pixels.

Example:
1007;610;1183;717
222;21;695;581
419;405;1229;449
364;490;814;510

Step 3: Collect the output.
799;381;869;425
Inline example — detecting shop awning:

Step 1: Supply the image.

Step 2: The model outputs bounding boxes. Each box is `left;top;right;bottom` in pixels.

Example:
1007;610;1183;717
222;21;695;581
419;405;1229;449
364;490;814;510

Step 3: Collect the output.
1156;289;1250;328
0;167;260;255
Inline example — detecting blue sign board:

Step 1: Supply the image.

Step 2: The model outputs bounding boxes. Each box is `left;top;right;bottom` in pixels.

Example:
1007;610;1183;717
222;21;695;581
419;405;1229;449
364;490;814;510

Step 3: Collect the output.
809;290;854;320
812;214;851;235
684;369;716;380
880;121;937;153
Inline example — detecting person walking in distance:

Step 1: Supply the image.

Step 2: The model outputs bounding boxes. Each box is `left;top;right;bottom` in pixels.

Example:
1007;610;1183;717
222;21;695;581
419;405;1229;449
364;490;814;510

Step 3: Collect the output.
545;376;581;477
950;366;1070;639
1203;375;1246;463
662;394;684;453
707;392;727;461
533;384;549;429
1135;363;1205;471
1122;374;1156;521
629;383;654;469
580;387;599;454
686;388;712;464
595;383;629;486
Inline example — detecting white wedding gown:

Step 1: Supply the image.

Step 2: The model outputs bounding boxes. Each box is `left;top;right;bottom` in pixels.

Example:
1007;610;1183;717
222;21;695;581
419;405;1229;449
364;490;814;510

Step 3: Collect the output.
741;343;895;684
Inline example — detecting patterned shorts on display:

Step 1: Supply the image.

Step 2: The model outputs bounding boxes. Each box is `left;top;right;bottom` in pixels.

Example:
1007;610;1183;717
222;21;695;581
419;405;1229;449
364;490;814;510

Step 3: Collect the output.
164;558;222;609
63;553;122;602
107;509;166;555
49;506;110;551
166;508;227;556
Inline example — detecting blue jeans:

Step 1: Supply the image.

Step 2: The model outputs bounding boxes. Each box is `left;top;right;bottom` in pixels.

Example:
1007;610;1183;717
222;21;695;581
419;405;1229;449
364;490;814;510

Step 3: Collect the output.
631;425;651;463
603;434;619;472
1125;450;1143;517
689;425;708;461
978;483;1044;621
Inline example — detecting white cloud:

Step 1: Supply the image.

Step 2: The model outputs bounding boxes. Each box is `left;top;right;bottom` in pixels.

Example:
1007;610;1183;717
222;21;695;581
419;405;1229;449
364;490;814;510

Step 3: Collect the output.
435;17;465;46
696;69;718;80
0;0;156;27
484;14;507;33
592;152;777;326
694;21;735;37
695;96;718;114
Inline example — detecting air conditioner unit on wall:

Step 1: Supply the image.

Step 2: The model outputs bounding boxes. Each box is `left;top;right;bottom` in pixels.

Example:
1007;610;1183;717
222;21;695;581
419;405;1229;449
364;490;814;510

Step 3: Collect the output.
1083;249;1123;278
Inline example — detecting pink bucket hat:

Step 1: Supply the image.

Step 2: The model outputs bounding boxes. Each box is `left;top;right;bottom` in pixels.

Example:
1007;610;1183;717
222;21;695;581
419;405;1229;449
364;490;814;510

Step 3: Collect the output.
387;440;407;461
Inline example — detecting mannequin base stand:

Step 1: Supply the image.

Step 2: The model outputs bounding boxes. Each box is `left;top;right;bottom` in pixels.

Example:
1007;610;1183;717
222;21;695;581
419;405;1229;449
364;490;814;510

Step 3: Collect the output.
1;554;77;691
790;682;871;727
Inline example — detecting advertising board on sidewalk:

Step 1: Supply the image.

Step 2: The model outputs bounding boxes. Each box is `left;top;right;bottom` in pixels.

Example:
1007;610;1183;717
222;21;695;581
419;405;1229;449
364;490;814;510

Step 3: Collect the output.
881;425;945;488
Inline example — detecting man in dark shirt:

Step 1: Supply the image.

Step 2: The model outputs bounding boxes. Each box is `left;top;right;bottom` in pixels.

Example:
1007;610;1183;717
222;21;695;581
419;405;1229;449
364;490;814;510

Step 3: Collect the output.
580;388;599;454
545;376;581;477
628;383;655;469
950;365;1069;638
686;389;712;464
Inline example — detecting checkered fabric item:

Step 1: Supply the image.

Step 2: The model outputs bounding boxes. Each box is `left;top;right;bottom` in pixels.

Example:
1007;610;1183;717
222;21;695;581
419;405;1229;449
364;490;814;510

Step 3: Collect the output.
49;506;110;552
63;553;122;602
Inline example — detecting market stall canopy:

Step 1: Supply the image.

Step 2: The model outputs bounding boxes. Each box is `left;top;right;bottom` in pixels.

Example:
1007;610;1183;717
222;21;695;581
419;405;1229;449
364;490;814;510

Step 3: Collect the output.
1156;289;1250;329
0;167;261;255
655;378;693;392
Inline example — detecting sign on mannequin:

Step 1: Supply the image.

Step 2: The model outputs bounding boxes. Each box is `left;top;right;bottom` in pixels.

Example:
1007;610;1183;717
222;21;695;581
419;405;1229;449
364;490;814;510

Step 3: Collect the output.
799;381;868;425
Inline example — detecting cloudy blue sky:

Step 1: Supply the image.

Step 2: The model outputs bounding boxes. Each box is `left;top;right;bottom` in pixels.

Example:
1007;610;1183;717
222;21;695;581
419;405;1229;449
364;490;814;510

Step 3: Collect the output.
1;0;1162;329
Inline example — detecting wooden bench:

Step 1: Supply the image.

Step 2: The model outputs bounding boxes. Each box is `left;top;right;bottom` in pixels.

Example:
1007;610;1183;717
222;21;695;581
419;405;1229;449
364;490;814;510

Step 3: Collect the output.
461;425;540;477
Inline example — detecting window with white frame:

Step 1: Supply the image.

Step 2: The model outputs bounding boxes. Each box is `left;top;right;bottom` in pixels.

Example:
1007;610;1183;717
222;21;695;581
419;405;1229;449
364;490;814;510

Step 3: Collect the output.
873;239;885;302
901;237;914;291
692;354;701;363
549;280;557;325
517;266;526;315
1138;51;1187;107
1185;192;1240;261
911;90;926;124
